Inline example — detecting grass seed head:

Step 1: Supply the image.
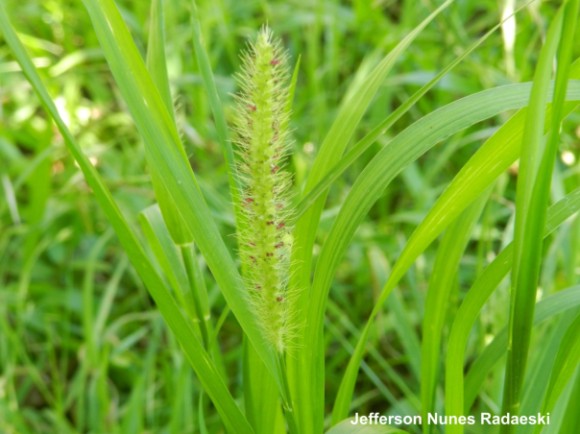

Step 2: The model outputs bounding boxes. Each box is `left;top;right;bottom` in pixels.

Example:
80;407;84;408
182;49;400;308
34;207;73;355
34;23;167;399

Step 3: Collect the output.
233;26;294;353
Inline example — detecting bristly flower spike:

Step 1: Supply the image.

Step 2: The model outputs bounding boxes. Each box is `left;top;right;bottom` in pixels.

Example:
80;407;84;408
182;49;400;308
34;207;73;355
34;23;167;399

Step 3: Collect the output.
233;26;294;353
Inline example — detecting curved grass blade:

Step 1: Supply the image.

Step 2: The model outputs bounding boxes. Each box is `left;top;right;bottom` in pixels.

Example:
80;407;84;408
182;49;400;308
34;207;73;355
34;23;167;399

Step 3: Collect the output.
323;80;580;422
0;7;254;432
295;0;534;219
80;0;281;390
445;186;580;434
420;195;488;434
288;4;453;432
501;5;571;425
559;372;580;434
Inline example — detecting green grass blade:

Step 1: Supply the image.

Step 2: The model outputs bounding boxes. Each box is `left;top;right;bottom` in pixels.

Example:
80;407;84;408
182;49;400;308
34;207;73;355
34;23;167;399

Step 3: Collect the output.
189;0;231;165
180;243;214;351
541;313;580;416
445;186;580;434
326;309;402;407
559;372;580;433
365;59;580;314
502;9;565;425
367;246;421;385
189;0;239;200
144;0;194;245
146;0;173;117
288;4;453;431
80;0;280;386
140;206;216;356
243;340;284;434
517;314;573;428
324;80;580;422
295;0;533;218
0;6;254;431
420;195;488;433
139;206;199;327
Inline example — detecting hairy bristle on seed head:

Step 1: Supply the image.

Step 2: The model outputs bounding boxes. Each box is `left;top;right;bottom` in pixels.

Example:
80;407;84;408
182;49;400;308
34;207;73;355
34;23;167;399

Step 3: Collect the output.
233;26;295;353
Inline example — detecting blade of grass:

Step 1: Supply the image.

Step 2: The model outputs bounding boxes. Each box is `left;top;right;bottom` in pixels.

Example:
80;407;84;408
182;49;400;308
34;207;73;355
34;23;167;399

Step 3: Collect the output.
145;0;194;246
139;206;200;334
501;4;571;425
180;243;213;351
518;313;574;426
243;340;284;434
287;5;459;430
539;313;580;420
323;79;580;422
421;194;488;434
367;246;421;386
141;205;223;386
189;0;239;207
0;6;254;432
445;186;580;434
295;0;534;219
146;0;173;118
558;370;580;434
79;0;282;391
327;302;420;410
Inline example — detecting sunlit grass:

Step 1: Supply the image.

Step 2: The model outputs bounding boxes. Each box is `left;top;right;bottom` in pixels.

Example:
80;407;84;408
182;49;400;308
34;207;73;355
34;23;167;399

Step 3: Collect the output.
1;0;580;433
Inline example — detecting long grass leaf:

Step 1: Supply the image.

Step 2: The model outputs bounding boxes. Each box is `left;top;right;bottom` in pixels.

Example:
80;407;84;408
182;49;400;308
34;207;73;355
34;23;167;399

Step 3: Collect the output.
189;0;239;201
559;372;580;433
145;0;193;246
502;9;564;425
146;0;173;116
420;195;488;433
0;7;254;432
295;0;534;218
328;80;580;420
80;0;280;386
445;186;580;434
540;313;580;416
287;3;453;430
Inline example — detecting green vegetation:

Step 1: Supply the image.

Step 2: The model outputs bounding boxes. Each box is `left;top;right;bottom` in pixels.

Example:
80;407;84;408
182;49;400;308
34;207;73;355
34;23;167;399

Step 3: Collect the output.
1;0;579;433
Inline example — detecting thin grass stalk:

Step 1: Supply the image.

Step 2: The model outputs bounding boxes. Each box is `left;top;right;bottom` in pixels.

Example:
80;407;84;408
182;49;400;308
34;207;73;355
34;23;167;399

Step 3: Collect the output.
501;6;568;426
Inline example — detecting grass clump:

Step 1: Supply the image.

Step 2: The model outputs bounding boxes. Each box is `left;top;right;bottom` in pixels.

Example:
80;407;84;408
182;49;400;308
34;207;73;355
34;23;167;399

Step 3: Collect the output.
2;1;580;433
